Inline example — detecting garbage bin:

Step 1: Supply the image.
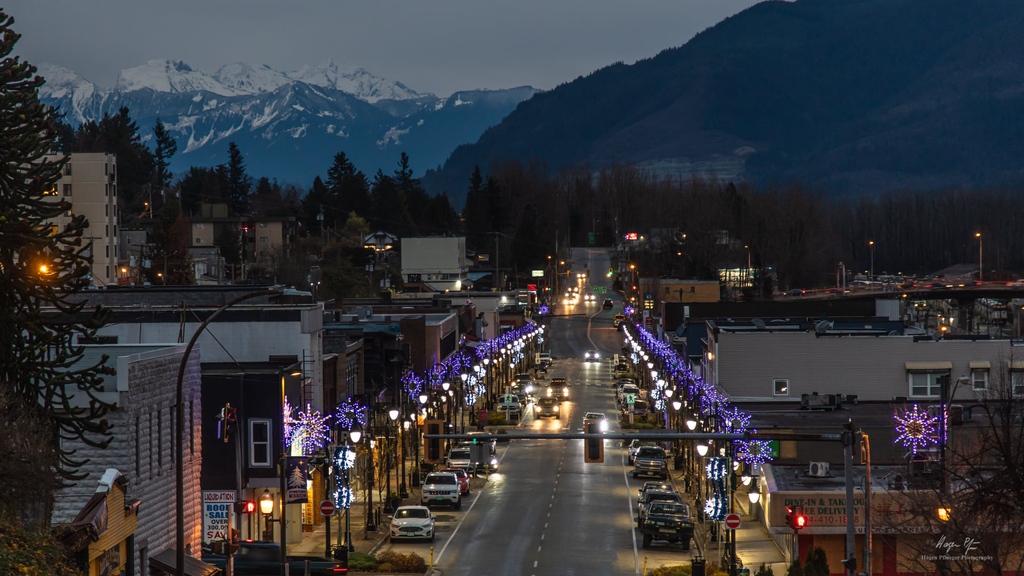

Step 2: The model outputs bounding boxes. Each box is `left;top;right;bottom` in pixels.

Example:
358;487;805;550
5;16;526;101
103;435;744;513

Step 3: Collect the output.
691;558;707;576
411;469;420;488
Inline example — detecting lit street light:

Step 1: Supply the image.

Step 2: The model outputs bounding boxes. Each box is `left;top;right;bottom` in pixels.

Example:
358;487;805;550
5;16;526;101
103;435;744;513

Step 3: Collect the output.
976;232;983;282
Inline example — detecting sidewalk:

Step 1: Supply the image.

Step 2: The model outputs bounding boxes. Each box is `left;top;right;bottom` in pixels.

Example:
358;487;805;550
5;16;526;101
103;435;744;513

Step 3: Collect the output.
670;467;787;574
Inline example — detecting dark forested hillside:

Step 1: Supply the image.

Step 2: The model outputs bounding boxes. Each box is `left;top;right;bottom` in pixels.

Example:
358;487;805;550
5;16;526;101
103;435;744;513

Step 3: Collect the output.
424;0;1024;207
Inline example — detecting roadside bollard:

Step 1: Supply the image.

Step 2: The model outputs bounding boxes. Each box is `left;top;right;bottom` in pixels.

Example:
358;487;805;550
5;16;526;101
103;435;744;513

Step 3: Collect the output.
430;546;434;568
643;555;648;575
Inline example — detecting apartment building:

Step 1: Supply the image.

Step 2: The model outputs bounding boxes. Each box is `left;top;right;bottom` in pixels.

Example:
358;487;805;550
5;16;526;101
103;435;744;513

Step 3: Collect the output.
45;152;120;286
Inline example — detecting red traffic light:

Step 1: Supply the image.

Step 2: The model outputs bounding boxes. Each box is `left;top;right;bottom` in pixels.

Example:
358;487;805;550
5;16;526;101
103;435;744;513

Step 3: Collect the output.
795;513;807;529
242;500;256;514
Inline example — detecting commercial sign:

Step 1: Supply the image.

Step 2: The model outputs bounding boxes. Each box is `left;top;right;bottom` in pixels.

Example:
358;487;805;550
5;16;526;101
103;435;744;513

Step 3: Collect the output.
531;269;545;277
202;490;236;544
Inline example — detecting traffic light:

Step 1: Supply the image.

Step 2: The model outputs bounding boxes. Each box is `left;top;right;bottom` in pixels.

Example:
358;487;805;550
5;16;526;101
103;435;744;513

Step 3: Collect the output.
425;420;443;462
841;557;857;573
786;505;807;530
607;267;613;277
241;500;256;514
583;422;604;463
795;510;807;529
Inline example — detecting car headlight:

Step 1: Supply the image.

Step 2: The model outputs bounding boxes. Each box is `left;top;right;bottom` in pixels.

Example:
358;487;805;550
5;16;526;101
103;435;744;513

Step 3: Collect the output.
553;405;559;412
525;384;533;393
600;420;609;432
490;457;498;466
546;389;552;396
563;387;569;395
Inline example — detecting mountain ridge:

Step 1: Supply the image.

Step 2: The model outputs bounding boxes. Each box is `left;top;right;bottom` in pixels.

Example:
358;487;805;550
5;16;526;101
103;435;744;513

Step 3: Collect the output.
37;60;539;185
422;0;1024;206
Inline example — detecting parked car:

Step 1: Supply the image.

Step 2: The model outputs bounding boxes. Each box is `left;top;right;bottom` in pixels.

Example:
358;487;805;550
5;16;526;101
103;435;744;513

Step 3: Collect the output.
637;481;675;503
640;501;693;550
390;505;435;542
627;440;658;465
637;489;684;527
422;471;462;509
535;396;560;419
632;446;669;479
445;446;473;472
440;467;471;495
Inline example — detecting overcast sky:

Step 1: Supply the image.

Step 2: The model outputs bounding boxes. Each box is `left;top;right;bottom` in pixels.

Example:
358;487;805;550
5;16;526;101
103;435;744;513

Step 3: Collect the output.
7;0;760;97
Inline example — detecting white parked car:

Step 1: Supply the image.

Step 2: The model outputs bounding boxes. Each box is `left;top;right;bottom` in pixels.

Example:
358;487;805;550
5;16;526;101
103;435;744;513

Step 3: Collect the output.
390;505;435;542
421;471;462;509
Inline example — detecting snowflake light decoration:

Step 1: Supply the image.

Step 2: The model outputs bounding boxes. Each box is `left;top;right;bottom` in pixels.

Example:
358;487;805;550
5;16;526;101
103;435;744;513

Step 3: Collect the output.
894;404;939;454
286;403;331;455
704;457;729;521
736;439;773;466
334;399;368;431
539;304;550;315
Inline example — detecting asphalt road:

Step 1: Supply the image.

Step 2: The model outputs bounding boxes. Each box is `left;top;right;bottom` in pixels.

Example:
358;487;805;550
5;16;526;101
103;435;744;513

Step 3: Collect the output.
381;248;700;574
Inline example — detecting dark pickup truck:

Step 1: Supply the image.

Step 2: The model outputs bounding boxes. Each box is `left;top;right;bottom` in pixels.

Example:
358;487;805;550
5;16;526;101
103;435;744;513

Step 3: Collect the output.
202;541;347;575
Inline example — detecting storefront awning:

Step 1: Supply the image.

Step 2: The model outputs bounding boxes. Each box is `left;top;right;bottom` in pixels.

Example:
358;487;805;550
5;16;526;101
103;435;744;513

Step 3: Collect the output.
904;361;952;371
150;550;221;576
969;360;991;369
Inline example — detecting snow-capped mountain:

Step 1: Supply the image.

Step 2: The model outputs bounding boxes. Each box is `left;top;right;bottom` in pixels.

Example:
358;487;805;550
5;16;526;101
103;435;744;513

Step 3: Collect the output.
35;60;538;186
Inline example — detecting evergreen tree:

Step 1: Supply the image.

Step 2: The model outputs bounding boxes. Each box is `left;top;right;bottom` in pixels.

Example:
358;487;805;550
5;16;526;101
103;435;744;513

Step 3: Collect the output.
803;547;829;576
301;176;330;239
152;117;177;191
462;166;491;251
370;169;408;235
250;176;283;218
225;141;251;216
786;560;804;576
177;166;228;214
325;151;371;223
0;10;114;503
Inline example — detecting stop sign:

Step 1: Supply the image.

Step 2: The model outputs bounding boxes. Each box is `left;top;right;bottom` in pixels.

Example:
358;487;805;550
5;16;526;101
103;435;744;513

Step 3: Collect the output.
725;513;741;529
320;500;336;516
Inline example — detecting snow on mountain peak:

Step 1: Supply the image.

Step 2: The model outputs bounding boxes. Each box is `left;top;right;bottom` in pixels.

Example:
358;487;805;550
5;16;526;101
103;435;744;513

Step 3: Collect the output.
35;62;95;97
116;59;238;96
213;62;293;95
287;59;428;103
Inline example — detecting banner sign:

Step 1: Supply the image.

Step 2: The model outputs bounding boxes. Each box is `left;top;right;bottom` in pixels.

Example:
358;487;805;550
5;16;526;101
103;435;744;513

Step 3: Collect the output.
285;457;310;504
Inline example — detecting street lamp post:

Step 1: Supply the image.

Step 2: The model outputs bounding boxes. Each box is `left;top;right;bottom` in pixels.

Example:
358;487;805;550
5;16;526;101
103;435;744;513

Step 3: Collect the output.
868;240;875;283
976;232;983;282
385;407;399;512
175;288;282;576
259;489;274;542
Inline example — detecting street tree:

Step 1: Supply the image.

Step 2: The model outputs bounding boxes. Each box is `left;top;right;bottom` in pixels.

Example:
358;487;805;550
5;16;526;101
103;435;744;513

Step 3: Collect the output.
0;11;115;523
152;117;177;202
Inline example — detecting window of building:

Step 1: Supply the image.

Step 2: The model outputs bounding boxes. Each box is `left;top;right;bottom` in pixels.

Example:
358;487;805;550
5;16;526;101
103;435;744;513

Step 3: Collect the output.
972;369;989;391
1013;371;1024;397
195;238;203;244
63;164;72;176
157;408;162;471
260;236;269;243
249;419;272;467
135;416;141;478
908;371;946;397
63;184;72;196
773;378;789;396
